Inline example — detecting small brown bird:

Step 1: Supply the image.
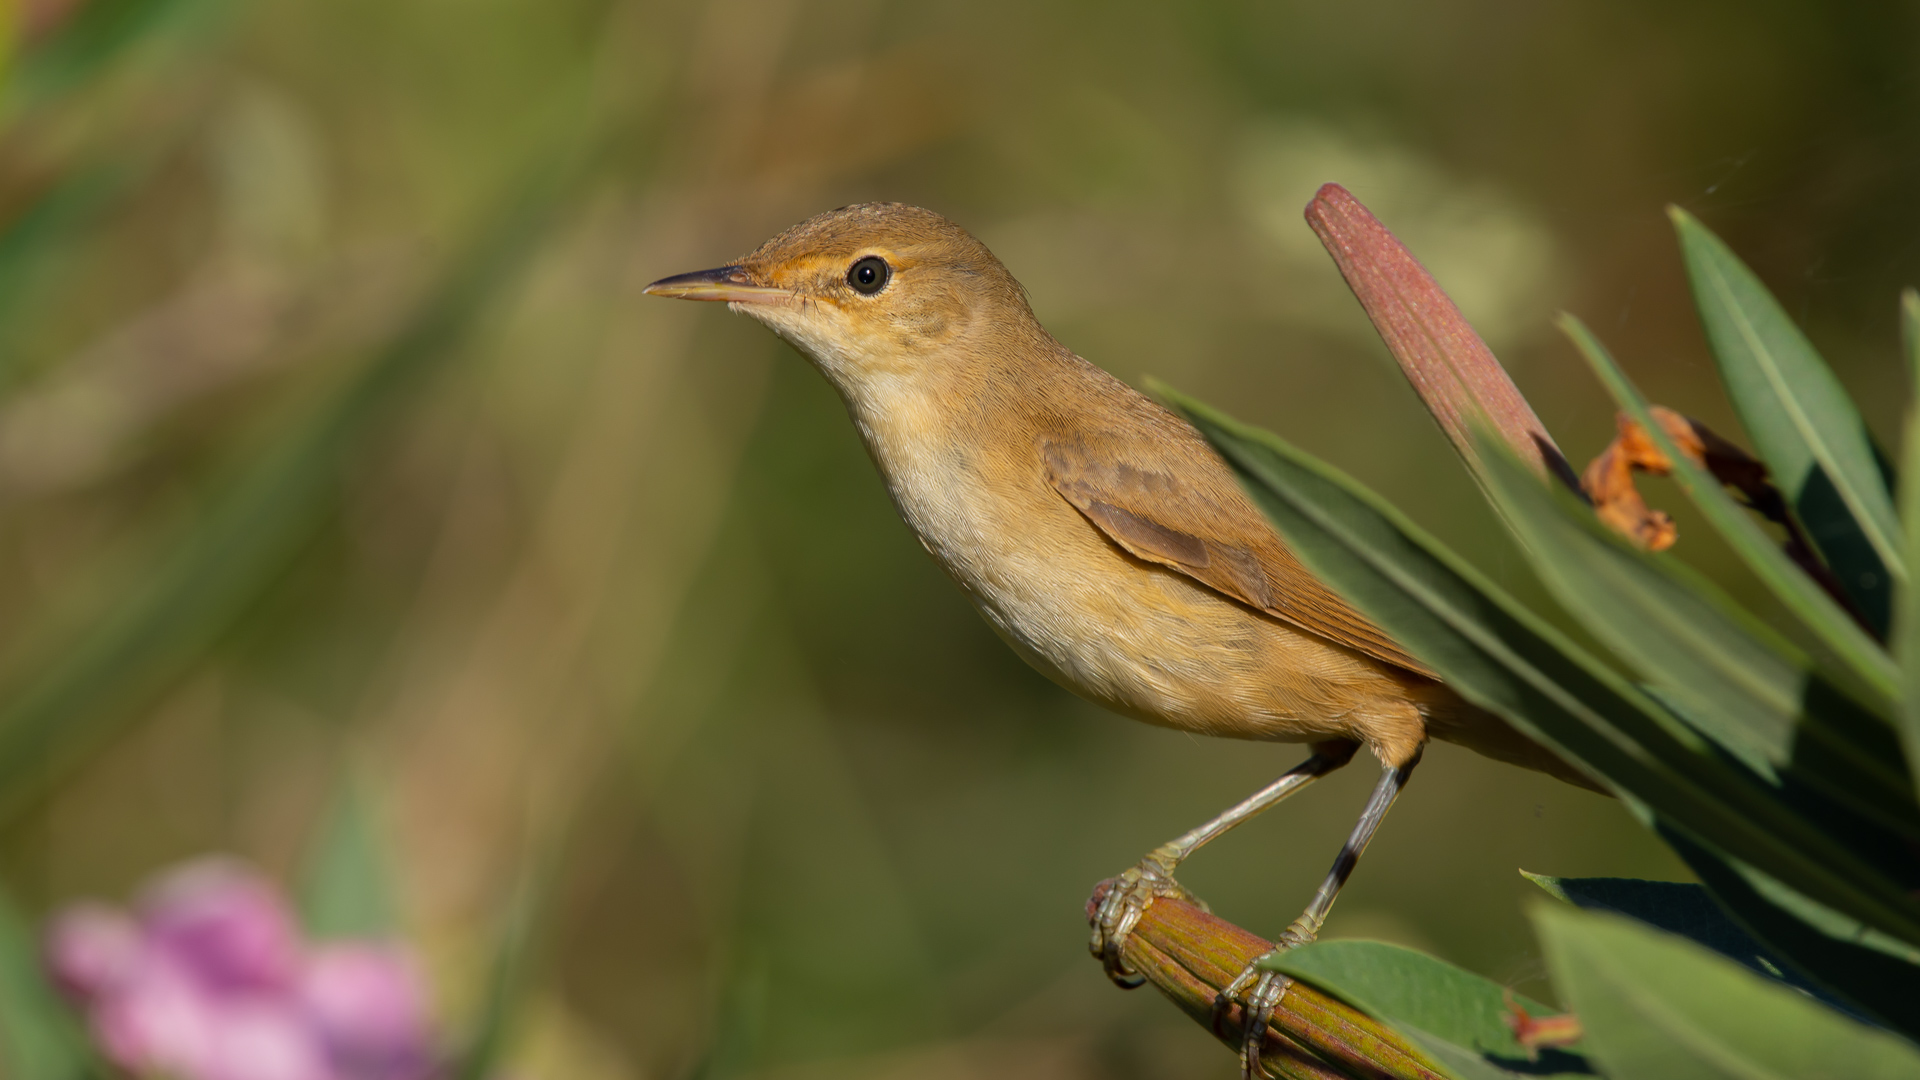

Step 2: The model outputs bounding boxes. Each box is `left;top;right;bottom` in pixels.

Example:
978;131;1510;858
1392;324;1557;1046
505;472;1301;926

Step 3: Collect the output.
646;203;1594;1076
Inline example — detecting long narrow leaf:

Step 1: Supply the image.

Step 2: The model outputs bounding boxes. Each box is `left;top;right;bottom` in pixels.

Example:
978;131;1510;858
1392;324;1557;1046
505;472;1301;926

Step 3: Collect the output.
1897;289;1920;787
1522;872;1829;995
1661;829;1920;1040
1559;314;1900;713
1477;444;1917;838
1159;386;1920;951
1533;904;1920;1080
1674;208;1903;618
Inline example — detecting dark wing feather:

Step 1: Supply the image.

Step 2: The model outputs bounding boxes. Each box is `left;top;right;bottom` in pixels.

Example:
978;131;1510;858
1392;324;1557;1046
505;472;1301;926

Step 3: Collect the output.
1041;436;1437;680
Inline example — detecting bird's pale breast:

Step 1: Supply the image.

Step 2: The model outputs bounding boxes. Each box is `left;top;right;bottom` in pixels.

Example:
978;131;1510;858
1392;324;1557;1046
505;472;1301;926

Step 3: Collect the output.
849;383;1426;749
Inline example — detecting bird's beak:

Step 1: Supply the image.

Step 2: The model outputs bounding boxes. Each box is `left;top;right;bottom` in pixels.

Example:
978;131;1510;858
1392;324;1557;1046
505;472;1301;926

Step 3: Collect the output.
642;266;792;305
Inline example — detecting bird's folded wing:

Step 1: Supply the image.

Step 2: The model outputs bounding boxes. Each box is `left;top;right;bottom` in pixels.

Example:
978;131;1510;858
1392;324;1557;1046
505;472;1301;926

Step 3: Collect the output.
1041;438;1437;680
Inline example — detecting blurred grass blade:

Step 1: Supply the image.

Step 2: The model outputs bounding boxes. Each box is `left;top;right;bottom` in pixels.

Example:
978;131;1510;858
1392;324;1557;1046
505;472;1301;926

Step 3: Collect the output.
683;952;771;1080
0;882;100;1080
1660;829;1920;1040
0;166;133;392
8;0;232;105
1532;904;1920;1080
300;774;396;939
1673;208;1903;623
1303;183;1580;492
0;0;241;389
1265;940;1591;1079
452;879;535;1080
1897;289;1920;787
0;155;586;826
1159;385;1920;951
1477;441;1917;837
1559;314;1899;713
451;841;556;1080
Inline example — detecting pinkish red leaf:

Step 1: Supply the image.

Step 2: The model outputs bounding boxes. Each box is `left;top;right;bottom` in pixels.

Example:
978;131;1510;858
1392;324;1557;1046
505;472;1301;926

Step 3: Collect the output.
1304;184;1579;493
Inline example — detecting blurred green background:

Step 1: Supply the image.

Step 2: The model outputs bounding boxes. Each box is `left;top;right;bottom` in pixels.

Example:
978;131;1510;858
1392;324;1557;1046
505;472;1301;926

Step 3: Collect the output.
0;0;1915;1075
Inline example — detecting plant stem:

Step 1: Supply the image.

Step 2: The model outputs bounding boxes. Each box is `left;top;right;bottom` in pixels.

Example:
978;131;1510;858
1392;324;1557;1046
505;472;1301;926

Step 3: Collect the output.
1088;880;1448;1080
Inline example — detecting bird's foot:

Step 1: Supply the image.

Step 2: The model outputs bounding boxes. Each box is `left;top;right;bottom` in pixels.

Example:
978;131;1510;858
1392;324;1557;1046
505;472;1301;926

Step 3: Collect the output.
1087;847;1202;988
1210;919;1318;1079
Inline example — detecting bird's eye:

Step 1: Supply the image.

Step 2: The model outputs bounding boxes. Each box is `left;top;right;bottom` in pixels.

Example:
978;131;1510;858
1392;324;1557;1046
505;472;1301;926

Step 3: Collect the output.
847;255;891;295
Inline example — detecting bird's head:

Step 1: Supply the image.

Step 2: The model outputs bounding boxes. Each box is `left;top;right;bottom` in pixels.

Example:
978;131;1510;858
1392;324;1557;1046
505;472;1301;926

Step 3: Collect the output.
645;203;1041;395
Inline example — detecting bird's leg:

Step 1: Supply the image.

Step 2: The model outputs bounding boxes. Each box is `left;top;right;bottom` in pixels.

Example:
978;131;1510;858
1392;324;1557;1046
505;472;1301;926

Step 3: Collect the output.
1213;749;1421;1080
1090;740;1357;988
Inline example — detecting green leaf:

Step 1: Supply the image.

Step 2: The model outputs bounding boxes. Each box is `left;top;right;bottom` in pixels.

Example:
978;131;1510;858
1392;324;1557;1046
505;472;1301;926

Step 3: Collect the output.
1662;828;1920;1042
1673;207;1903;627
1160;385;1920;952
1408;1038;1553;1080
1525;873;1795;977
1476;442;1918;839
0;155;585;828
1521;872;1869;1011
1265;939;1593;1078
1896;288;1920;789
0;883;101;1080
1533;902;1920;1079
1558;314;1899;715
300;776;396;939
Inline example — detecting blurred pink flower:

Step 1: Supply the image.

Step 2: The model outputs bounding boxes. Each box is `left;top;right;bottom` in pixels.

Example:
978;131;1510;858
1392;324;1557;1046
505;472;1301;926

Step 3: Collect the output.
142;858;303;993
302;944;436;1080
204;999;338;1080
44;857;464;1080
90;956;217;1078
45;902;143;999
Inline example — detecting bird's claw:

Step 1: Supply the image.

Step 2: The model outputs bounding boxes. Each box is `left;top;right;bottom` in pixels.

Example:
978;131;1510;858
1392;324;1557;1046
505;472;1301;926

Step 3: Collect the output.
1216;965;1290;1080
1211;923;1316;1079
1088;849;1200;988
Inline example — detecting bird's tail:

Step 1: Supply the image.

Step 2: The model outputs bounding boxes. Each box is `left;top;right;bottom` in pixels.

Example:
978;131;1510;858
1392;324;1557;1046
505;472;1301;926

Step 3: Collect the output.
1415;684;1610;795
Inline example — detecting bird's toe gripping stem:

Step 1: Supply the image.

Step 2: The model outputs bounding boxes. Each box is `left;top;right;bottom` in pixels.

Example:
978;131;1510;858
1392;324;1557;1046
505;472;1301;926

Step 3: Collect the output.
1210;921;1317;1080
1087;848;1201;988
